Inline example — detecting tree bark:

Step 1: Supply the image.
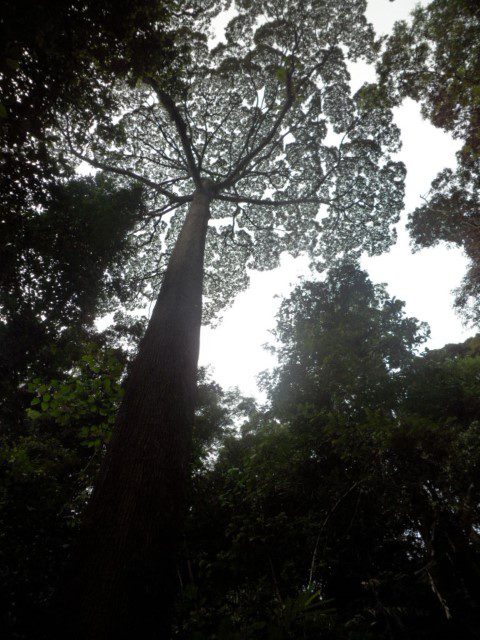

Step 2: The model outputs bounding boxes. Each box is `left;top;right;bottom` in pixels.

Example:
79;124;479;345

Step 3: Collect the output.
63;186;212;639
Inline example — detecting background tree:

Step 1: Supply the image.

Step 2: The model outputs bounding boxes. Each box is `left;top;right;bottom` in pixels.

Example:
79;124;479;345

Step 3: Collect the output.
264;262;427;421
179;265;480;639
62;1;407;635
0;174;147;440
0;171;152;637
379;0;480;322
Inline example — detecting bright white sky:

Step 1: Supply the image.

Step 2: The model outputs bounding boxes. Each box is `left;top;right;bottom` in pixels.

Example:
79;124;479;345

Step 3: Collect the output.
199;0;472;398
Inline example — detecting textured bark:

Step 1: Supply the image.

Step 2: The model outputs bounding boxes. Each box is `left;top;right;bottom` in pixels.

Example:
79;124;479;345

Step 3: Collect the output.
63;186;212;639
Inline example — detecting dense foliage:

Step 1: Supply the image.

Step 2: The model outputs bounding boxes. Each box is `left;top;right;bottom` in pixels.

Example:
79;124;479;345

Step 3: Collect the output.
0;336;236;637
4;263;480;638
177;265;480;639
0;174;147;442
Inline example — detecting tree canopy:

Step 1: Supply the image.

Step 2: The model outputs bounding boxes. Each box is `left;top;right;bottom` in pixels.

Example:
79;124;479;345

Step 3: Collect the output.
380;0;480;322
67;0;405;319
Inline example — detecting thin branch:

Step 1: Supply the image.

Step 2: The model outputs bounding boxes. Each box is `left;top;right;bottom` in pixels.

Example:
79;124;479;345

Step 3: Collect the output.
239;206;290;234
143;200;187;219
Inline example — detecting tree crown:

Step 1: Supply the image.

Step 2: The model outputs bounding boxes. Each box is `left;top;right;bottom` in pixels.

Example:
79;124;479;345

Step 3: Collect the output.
67;0;405;320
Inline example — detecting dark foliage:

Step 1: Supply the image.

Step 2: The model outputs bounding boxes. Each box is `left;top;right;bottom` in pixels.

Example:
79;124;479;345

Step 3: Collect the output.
0;175;147;440
177;265;480;639
379;0;480;322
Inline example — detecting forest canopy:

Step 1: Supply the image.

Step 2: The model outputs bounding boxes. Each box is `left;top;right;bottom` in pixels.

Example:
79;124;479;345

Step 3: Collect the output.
1;1;480;639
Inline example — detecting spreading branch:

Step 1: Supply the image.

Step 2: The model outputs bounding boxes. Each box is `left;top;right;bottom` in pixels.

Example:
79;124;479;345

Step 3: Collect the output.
218;71;296;191
67;142;191;205
146;78;202;187
216;193;326;207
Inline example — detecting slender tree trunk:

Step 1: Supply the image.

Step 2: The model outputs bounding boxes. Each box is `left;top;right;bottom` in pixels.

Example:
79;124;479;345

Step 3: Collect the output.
63;186;212;639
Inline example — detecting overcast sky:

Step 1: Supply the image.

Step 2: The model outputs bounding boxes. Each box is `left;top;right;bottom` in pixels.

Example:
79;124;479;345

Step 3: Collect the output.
199;0;472;398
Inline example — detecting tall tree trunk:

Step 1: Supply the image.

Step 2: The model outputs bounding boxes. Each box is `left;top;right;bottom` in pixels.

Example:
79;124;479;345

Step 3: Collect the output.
63;186;212;639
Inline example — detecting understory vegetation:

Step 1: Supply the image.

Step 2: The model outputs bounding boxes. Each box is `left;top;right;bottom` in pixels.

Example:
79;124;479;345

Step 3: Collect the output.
3;264;480;638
